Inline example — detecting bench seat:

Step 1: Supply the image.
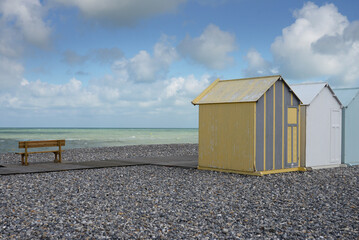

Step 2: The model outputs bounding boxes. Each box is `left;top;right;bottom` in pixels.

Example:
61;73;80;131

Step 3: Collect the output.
16;150;63;155
17;140;65;165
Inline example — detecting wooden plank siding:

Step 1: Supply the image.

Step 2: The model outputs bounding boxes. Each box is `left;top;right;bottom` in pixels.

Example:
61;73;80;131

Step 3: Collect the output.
194;76;305;175
19;140;65;148
255;80;300;171
198;102;255;172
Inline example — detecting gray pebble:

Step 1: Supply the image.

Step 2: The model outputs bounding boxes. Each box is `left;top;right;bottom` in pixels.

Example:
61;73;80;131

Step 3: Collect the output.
0;144;358;239
0;144;198;164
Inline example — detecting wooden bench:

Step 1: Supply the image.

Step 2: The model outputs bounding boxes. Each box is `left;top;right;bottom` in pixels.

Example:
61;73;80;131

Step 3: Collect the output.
16;140;65;166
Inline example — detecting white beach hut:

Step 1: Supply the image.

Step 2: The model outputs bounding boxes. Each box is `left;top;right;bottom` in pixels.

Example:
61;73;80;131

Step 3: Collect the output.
290;82;342;168
333;87;359;166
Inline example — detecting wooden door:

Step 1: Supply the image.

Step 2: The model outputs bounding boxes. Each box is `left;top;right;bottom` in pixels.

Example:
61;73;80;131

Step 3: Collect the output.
330;109;341;163
287;107;299;167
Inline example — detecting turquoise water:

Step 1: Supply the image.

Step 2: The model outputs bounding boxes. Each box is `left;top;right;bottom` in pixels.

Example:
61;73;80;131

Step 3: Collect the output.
0;128;198;153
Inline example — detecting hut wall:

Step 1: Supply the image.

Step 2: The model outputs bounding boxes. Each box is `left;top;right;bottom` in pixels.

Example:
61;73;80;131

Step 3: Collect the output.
255;80;300;171
299;105;307;168
305;88;341;167
198;102;255;172
344;97;359;165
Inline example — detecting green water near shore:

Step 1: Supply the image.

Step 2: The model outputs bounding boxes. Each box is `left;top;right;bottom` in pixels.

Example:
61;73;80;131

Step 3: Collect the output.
0;128;198;153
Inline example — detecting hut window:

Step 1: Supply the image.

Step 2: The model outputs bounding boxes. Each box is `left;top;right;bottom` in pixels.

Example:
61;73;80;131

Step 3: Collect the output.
288;108;297;124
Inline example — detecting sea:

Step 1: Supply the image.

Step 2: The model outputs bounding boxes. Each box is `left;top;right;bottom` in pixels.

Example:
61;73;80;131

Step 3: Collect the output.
0;128;198;154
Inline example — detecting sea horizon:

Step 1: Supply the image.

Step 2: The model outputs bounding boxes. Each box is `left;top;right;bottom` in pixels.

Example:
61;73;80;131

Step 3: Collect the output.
0;127;198;129
0;128;198;154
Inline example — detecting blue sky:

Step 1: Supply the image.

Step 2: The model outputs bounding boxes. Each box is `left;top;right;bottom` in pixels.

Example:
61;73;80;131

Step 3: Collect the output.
1;0;359;128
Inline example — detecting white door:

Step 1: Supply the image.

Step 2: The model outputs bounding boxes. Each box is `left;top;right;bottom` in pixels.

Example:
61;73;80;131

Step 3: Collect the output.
330;109;341;163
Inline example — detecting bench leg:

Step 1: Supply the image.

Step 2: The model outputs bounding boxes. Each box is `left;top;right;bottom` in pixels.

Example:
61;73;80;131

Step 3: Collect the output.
54;152;59;163
59;151;62;163
20;154;29;166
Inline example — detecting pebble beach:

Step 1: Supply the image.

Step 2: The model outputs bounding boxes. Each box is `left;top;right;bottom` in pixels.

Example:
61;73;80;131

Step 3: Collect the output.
1;144;359;239
0;144;199;165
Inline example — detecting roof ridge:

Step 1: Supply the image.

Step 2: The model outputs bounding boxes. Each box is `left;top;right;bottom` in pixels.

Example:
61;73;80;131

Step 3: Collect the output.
220;75;281;82
289;82;329;105
192;75;302;105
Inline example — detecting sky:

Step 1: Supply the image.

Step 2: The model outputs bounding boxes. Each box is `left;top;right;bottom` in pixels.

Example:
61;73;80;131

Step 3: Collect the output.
1;0;359;128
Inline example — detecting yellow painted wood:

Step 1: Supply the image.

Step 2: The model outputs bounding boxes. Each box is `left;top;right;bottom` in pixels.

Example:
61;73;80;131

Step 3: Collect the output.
263;92;266;171
288;108;297;124
198;166;306;176
193;75;281;104
192;78;220;104
299;106;306;167
259;167;306;175
273;83;276;169
253;104;257;171
298;106;301;166
288;127;292;163
282;82;284;169
198;103;255;172
293;126;298;163
198;166;263;176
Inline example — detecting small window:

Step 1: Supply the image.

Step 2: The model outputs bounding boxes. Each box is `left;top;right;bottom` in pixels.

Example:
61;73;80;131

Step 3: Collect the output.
287;108;297;124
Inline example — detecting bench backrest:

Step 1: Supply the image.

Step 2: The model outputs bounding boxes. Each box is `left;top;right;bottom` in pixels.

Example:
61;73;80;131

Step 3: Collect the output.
19;140;65;149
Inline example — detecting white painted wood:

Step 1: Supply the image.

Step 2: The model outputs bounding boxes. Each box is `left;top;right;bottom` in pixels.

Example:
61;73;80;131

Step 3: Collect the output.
291;83;342;167
330;109;341;163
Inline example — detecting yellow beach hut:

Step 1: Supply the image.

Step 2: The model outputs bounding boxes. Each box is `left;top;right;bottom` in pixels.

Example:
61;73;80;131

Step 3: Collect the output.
192;75;306;176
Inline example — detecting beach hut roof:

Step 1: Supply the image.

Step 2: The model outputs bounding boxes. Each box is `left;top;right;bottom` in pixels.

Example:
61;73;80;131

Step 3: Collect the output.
332;87;359;107
192;75;299;105
290;82;342;106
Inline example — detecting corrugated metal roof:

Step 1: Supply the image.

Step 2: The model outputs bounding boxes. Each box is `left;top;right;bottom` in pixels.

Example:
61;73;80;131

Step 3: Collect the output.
290;82;342;106
192;75;282;104
290;82;327;105
333;88;359;107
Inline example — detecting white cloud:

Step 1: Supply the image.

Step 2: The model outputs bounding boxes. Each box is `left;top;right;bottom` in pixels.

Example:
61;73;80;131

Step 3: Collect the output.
0;27;200;127
164;75;211;105
0;24;23;58
13;78;101;109
112;36;178;82
271;2;359;85
0;0;51;92
0;0;51;48
0;56;24;90
128;51;157;82
178;24;237;69
165;77;185;98
55;0;186;26
0;57;208;127
244;49;277;77
0;70;208;123
153;39;179;67
163;75;213;107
